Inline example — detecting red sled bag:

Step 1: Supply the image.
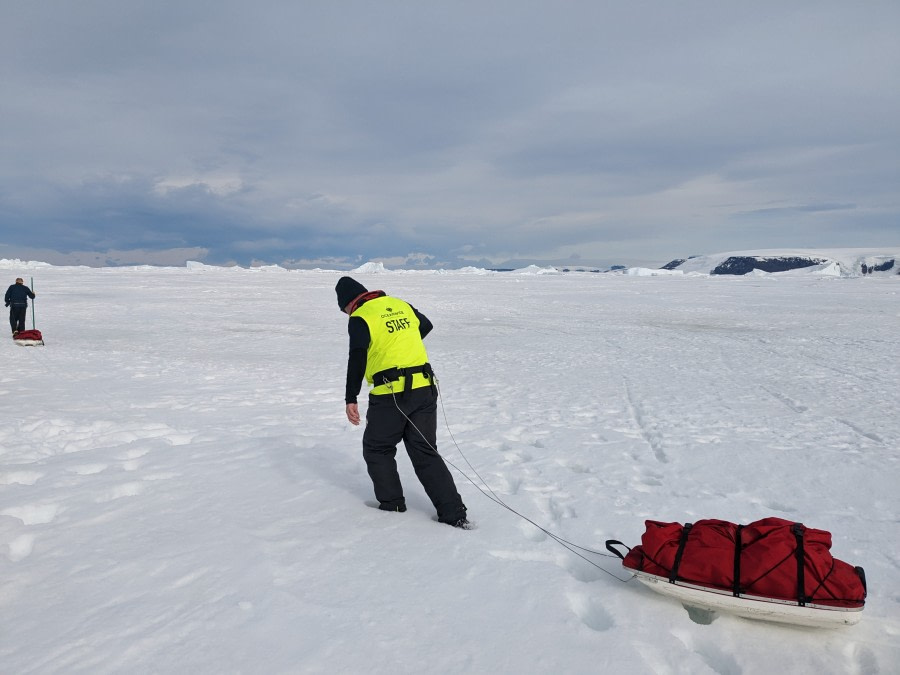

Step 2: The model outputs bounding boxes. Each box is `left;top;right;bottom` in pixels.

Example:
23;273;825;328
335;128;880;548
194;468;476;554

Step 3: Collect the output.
13;329;44;346
621;517;866;609
13;329;43;341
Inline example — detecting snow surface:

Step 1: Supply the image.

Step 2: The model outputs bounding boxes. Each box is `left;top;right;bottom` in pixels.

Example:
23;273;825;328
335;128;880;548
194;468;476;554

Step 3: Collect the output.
1;264;899;674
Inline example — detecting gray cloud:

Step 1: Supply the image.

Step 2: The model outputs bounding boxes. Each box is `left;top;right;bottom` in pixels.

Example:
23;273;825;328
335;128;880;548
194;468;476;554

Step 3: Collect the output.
2;1;898;268
739;203;857;218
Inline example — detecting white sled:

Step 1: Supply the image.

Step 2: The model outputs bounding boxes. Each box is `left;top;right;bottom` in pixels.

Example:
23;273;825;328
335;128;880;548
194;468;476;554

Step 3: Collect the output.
630;569;863;628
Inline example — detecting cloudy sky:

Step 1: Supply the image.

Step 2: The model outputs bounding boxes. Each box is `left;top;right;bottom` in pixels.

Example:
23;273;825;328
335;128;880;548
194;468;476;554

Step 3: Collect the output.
2;1;898;268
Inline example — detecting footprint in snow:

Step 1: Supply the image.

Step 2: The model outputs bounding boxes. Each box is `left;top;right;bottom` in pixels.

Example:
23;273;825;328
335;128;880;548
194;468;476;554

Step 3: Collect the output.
670;629;741;675
6;534;36;562
117;447;150;459
763;500;798;514
567;592;614;632
0;503;61;525
841;642;879;675
71;464;108;475
556;458;592;474
0;504;60;563
0;470;44;486
95;482;144;503
518;519;548;542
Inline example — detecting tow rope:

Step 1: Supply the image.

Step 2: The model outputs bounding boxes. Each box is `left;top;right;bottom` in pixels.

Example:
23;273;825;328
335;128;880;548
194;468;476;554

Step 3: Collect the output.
381;373;633;583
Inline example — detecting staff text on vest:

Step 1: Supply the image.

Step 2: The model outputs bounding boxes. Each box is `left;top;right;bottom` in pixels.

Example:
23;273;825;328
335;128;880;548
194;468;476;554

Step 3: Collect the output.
385;318;412;333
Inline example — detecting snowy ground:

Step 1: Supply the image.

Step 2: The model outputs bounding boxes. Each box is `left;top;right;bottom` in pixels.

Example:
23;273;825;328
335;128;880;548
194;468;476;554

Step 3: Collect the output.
1;264;898;674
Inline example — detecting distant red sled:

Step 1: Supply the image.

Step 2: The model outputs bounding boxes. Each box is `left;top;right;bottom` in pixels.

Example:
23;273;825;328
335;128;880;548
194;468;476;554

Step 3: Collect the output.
13;329;44;346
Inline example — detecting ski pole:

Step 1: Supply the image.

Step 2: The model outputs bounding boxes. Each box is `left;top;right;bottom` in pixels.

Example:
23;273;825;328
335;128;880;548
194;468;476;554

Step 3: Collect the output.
31;276;35;329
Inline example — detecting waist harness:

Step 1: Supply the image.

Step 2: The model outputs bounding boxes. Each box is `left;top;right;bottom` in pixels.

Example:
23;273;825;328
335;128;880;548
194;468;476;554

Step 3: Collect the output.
372;363;435;396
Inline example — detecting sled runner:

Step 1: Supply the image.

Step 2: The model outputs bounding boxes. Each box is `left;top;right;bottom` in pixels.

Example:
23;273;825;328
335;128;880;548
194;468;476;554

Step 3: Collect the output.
606;517;866;628
13;329;44;346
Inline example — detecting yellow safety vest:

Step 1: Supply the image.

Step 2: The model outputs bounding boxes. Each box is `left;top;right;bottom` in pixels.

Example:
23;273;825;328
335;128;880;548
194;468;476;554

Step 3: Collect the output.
352;296;431;395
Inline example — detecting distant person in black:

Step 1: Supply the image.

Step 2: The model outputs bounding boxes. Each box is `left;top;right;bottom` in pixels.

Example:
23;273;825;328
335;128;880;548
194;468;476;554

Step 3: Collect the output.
5;278;35;336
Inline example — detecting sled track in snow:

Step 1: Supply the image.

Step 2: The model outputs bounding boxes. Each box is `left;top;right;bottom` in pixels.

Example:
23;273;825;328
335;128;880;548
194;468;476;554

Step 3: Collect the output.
622;377;668;464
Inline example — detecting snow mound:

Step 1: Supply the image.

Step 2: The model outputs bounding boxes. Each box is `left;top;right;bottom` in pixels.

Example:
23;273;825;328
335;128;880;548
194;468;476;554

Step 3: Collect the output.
187;261;228;271
512;265;561;275
773;261;844;277
625;267;685;277
186;261;290;273
454;266;494;275
0;259;54;270
249;264;288;272
351;261;390;274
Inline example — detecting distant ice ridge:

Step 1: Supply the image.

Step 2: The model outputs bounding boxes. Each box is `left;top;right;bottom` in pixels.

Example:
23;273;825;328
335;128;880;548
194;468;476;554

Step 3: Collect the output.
351;261;390;274
7;248;900;277
181;248;900;277
348;261;553;275
511;265;561;275
622;268;688;277
663;248;900;277
0;259;54;270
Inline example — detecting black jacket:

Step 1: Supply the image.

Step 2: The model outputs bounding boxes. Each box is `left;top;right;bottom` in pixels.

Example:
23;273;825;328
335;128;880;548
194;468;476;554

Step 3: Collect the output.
5;284;35;307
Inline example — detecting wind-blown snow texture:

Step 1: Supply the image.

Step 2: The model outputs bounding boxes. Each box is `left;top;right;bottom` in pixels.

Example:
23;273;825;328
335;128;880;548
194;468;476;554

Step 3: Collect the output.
1;262;898;674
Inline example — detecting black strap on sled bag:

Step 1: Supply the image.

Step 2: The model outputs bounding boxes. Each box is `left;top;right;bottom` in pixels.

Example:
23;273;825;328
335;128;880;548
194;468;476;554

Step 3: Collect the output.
732;524;744;597
792;523;808;606
669;522;693;583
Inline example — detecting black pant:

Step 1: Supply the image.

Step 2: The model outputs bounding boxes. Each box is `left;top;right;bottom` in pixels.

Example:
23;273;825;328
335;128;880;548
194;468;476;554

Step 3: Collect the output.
9;306;26;333
363;387;466;523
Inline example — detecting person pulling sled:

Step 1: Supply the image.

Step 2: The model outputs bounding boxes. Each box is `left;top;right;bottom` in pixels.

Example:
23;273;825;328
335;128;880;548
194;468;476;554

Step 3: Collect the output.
336;276;470;529
5;278;35;337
